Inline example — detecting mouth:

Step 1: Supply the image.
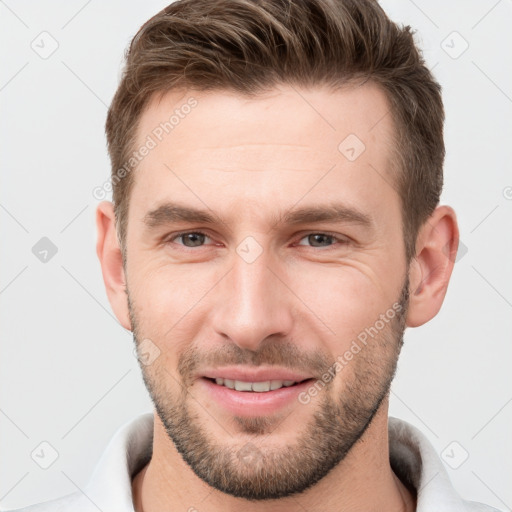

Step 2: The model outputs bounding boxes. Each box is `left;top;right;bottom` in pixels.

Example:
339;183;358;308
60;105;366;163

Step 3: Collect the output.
198;374;317;416
203;376;314;392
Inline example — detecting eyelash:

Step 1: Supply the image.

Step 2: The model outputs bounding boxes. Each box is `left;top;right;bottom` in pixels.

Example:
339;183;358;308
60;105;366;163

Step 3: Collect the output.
164;230;350;250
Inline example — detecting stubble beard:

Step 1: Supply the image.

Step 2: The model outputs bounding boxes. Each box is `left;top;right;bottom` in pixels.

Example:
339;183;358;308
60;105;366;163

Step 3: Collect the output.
129;276;410;500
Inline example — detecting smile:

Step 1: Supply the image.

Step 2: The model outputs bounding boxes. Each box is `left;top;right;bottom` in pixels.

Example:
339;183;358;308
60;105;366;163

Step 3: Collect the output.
207;377;307;392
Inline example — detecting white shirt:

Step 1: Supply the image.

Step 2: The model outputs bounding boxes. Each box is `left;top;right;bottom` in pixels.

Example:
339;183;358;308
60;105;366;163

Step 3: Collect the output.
6;413;501;512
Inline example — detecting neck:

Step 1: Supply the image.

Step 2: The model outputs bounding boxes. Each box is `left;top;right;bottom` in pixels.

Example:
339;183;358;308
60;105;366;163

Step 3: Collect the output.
132;402;416;512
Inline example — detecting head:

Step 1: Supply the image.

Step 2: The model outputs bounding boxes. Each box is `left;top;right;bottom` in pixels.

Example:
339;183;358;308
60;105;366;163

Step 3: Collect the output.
97;0;458;501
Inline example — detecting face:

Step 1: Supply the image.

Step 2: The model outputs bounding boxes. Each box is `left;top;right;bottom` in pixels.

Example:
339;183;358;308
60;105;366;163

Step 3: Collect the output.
124;83;410;499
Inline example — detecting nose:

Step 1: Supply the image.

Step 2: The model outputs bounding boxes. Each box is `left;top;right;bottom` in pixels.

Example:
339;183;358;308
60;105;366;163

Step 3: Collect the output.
211;247;294;352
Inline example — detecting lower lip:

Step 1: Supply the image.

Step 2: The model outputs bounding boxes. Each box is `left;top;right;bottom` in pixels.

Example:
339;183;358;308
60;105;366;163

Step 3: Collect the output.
198;377;314;417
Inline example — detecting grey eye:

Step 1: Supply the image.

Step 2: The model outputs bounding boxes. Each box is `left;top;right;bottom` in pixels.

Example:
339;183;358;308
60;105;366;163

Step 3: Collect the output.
298;234;337;247
177;232;208;247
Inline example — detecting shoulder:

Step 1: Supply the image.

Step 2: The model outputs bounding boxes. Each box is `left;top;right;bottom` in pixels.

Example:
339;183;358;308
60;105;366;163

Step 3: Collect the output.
388;417;504;512
3;412;154;512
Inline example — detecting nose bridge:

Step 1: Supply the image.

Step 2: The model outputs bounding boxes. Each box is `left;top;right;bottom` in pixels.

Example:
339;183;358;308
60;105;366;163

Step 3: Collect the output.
212;244;293;350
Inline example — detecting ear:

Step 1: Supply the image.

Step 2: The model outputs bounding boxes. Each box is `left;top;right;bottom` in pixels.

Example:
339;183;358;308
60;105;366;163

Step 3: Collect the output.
95;201;132;331
406;205;459;328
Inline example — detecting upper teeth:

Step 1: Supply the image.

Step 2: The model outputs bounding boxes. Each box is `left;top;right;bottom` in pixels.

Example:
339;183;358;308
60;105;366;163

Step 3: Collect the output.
214;378;298;392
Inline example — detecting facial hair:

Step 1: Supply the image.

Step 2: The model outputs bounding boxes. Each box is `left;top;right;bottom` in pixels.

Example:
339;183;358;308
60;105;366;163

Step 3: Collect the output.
129;275;410;501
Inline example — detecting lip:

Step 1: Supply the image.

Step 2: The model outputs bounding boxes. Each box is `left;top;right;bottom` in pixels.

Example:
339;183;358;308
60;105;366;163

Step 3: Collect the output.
200;366;313;383
198;376;315;417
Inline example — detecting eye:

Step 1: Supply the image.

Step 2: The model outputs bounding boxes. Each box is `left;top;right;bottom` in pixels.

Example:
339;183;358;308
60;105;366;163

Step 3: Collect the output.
164;231;349;251
167;231;212;248
296;233;348;248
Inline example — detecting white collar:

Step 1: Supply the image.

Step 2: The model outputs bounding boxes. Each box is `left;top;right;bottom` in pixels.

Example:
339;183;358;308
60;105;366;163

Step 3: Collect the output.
49;413;495;511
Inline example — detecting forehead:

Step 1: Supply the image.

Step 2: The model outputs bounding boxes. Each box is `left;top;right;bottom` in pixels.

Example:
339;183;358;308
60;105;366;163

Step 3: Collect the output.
136;81;395;154
129;83;398;229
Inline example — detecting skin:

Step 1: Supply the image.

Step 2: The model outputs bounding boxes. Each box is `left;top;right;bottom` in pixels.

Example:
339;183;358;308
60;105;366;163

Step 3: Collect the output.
96;82;459;512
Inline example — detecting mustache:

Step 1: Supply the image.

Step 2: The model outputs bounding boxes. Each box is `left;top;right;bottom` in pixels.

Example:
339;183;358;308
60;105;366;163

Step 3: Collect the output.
178;339;333;385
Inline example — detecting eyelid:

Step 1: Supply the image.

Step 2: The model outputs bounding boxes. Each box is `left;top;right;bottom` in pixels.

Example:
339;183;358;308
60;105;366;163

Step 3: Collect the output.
165;230;214;246
164;230;350;249
294;231;351;247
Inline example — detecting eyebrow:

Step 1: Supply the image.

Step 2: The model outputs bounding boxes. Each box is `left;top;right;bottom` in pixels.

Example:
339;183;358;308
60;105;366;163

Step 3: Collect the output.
143;202;374;231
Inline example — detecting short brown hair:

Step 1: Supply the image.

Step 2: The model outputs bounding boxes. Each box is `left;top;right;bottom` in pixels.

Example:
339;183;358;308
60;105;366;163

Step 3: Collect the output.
105;0;444;263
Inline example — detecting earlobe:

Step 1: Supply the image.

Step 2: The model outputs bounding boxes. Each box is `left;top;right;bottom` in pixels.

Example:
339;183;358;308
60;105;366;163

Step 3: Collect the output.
405;205;459;328
95;201;132;331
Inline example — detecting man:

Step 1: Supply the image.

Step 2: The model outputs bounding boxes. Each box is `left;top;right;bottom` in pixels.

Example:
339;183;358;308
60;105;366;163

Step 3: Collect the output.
9;0;501;511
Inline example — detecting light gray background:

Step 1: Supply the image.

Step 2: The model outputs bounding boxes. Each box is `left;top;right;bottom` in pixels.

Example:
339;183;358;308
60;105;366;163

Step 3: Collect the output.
1;0;511;510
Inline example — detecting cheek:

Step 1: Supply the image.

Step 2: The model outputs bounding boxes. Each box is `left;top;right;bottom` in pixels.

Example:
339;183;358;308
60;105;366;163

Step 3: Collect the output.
128;259;219;339
289;264;391;348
